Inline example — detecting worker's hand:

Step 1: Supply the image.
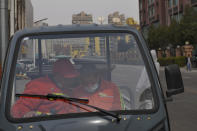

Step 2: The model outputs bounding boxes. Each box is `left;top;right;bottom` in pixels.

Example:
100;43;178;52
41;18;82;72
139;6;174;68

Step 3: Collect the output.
23;111;39;118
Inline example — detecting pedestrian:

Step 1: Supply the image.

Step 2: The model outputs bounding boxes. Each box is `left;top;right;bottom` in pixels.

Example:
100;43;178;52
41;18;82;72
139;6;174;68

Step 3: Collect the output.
11;59;80;118
186;56;192;71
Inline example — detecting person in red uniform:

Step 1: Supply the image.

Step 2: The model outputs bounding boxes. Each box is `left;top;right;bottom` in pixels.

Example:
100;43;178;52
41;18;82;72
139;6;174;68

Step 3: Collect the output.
73;64;122;112
11;59;80;118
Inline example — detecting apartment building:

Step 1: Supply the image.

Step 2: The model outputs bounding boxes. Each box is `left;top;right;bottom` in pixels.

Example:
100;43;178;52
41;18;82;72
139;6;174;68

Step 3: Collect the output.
108;12;126;25
139;0;197;35
72;11;93;25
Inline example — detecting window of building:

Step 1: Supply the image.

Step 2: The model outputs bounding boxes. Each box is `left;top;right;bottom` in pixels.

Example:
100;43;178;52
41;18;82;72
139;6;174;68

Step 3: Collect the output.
148;7;155;17
139;0;143;10
148;0;154;5
191;0;197;4
168;0;178;7
173;0;178;6
170;13;182;22
140;14;143;21
168;0;171;7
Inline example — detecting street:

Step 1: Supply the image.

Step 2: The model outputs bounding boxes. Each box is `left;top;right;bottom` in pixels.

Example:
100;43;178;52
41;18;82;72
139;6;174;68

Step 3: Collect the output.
159;68;197;131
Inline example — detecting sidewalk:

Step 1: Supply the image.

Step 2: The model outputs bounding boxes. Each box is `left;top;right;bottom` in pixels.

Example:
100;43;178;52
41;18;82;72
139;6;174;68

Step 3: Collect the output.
180;67;197;73
160;66;197;73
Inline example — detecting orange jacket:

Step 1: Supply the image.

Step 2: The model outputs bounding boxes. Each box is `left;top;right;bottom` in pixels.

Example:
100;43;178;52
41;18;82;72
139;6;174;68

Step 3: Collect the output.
12;77;121;118
11;76;77;118
73;80;121;112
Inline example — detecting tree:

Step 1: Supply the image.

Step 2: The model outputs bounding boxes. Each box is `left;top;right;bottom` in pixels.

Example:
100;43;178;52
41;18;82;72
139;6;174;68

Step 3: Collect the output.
180;5;197;46
147;25;169;50
168;19;182;47
126;17;140;30
147;25;157;49
126;18;138;25
147;5;197;50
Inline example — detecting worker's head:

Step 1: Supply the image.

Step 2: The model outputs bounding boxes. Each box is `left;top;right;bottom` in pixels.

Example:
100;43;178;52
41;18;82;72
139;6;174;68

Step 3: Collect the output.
80;64;102;93
52;59;79;89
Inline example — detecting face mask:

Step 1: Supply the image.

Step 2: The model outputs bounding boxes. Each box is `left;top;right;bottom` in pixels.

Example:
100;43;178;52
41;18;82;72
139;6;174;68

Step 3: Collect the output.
84;82;99;93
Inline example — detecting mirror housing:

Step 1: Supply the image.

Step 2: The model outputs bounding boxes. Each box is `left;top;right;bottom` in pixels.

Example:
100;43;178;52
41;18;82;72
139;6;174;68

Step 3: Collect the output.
165;64;184;97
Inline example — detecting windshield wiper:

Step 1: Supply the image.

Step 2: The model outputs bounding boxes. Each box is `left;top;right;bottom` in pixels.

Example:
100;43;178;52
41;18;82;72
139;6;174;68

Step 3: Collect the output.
16;93;121;121
72;100;121;122
16;93;89;103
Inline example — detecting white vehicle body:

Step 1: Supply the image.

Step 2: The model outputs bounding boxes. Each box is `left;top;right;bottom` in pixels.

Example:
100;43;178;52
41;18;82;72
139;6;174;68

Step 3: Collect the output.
113;50;160;110
134;50;160;109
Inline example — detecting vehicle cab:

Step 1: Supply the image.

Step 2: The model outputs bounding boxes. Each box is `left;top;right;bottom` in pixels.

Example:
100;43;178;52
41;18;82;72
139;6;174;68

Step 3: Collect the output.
0;24;184;131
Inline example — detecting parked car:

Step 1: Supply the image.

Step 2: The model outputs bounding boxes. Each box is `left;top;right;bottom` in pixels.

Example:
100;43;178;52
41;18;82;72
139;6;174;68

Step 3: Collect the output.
0;24;184;131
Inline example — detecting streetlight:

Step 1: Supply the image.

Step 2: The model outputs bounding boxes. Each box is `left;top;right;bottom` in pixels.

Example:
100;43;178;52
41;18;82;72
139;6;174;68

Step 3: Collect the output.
34;18;48;24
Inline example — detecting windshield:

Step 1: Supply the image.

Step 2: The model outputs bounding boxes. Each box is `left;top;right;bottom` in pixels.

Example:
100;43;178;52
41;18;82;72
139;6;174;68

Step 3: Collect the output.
10;32;154;119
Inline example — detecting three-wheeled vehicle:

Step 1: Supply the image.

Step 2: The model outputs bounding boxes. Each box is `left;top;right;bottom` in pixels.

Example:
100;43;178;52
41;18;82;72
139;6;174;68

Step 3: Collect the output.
0;24;184;131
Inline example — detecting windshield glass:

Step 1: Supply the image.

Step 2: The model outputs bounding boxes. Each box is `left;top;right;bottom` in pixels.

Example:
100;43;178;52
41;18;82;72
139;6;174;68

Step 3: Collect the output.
10;33;154;119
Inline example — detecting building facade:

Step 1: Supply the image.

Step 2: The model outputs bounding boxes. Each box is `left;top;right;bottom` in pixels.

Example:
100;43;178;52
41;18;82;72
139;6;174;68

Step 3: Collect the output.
108;12;126;25
139;0;197;36
0;0;33;63
166;0;197;25
139;0;166;27
72;11;93;24
139;0;167;36
8;0;34;36
108;12;126;48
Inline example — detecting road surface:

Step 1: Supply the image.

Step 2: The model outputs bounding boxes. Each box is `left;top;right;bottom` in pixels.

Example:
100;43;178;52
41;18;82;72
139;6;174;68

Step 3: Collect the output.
159;68;197;131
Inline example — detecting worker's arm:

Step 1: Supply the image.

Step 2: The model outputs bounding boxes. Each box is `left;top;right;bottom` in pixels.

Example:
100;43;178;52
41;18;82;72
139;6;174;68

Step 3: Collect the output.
11;82;45;118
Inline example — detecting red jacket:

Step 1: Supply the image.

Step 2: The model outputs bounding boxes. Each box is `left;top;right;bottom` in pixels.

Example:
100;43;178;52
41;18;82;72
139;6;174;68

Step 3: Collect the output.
12;77;121;118
11;76;77;118
73;80;121;112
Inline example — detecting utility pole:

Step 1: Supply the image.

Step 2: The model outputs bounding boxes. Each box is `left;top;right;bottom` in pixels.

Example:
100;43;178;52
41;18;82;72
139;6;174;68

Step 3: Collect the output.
0;0;9;66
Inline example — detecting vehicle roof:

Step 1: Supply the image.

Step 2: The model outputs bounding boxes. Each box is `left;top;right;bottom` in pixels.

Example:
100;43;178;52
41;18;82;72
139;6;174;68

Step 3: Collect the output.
12;24;139;38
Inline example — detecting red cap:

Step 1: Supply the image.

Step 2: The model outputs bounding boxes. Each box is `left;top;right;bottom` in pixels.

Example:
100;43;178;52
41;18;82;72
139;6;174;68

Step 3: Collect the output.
52;59;79;78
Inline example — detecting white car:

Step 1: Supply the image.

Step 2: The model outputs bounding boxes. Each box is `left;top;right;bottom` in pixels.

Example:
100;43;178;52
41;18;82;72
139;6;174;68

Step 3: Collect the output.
133;50;160;109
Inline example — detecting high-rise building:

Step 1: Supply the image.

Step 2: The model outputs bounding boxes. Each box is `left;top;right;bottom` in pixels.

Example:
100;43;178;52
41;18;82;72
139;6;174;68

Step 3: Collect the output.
139;0;197;37
108;12;126;25
9;0;34;36
7;0;34;60
166;0;197;24
72;11;93;24
139;0;166;36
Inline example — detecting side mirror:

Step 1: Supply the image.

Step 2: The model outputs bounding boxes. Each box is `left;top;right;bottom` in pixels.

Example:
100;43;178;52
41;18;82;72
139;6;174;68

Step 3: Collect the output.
165;64;184;97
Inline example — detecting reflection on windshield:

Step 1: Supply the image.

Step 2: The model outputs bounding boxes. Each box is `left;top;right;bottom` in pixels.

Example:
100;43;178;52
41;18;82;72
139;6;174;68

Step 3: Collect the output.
11;33;154;118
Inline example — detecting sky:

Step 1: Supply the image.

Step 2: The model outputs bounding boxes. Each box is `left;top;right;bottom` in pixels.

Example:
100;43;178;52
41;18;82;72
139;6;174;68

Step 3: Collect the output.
31;0;139;26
